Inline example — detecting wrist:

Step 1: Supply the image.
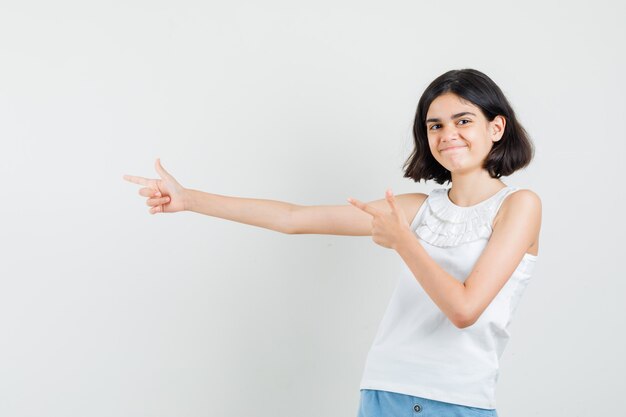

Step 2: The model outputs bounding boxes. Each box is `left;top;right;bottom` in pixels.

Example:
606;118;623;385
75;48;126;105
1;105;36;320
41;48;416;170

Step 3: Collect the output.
393;228;417;252
182;188;194;212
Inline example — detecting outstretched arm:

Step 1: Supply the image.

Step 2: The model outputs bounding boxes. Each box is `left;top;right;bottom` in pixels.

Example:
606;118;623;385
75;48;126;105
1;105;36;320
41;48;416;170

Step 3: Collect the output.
123;159;426;236
187;190;424;235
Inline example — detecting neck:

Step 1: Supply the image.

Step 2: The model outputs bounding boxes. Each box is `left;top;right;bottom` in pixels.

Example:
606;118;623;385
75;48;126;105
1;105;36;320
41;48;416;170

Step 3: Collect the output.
448;170;506;207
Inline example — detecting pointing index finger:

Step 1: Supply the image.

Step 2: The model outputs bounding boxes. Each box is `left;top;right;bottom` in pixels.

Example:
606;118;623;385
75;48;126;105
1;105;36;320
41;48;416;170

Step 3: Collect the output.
123;174;151;186
348;197;380;217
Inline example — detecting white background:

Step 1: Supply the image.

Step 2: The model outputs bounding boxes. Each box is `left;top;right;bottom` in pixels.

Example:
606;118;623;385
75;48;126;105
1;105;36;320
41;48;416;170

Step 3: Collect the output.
1;1;624;416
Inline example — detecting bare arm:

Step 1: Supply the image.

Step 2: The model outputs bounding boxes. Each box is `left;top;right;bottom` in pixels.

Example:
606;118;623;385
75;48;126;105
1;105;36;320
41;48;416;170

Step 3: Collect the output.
289;193;427;236
185;189;426;236
124;159;426;237
184;189;295;234
124;159;296;234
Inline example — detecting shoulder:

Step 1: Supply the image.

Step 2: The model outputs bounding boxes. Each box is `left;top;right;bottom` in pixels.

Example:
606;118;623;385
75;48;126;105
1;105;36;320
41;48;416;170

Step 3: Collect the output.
504;188;542;211
396;192;429;207
397;192;429;201
396;192;429;223
494;188;542;228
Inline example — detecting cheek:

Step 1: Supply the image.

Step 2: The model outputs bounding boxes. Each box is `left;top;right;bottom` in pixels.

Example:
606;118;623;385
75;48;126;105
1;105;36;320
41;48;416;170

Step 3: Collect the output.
427;142;439;156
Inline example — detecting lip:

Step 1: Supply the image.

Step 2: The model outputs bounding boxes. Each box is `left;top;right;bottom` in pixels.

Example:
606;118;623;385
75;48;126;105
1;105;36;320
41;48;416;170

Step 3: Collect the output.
441;146;467;151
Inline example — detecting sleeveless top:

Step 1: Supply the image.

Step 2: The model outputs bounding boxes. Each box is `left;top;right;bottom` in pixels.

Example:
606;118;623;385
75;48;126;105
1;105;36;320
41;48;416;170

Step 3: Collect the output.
359;185;538;409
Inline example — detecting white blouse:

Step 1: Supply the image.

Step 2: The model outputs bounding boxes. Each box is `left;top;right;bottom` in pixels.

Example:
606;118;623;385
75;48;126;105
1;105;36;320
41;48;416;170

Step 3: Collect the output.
359;185;538;409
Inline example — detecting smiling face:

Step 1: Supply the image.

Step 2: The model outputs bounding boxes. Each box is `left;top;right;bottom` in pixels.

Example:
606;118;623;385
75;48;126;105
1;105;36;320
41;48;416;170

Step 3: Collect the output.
425;92;505;174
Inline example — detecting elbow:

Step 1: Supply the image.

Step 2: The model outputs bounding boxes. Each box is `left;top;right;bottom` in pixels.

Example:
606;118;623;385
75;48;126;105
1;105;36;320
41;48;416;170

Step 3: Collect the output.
283;205;297;235
453;288;481;329
453;307;477;329
454;316;475;329
280;222;294;234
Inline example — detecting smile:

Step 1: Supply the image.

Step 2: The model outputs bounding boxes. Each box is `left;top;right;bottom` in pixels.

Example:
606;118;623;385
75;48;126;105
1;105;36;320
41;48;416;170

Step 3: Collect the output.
441;146;467;152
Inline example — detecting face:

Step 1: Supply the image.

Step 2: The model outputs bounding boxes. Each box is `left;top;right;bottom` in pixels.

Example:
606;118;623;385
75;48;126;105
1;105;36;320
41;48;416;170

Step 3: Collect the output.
425;92;505;174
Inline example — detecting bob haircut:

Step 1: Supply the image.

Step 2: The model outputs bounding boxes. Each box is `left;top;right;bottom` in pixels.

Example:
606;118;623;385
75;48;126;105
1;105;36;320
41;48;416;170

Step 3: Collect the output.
403;68;534;185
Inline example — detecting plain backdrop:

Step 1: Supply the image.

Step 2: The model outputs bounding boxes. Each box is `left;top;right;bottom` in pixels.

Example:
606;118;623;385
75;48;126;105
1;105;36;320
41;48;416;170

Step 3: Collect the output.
1;1;624;416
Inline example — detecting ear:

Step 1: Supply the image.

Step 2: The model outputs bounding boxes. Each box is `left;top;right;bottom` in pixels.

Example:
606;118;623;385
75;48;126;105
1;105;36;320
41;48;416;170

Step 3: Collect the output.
490;115;506;142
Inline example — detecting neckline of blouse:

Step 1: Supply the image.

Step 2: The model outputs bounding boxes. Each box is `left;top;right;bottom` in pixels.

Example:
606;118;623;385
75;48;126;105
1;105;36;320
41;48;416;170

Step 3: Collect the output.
444;185;512;210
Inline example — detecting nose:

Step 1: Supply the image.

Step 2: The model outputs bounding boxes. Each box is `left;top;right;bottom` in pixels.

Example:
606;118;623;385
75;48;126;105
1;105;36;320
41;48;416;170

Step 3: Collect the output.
438;123;461;143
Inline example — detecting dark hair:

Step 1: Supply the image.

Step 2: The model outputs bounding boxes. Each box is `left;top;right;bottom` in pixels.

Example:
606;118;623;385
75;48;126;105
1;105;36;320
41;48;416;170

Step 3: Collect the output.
403;68;534;184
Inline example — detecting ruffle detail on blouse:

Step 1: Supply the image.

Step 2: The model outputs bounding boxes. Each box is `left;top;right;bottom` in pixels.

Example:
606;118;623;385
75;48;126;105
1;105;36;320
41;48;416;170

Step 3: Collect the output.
415;187;515;248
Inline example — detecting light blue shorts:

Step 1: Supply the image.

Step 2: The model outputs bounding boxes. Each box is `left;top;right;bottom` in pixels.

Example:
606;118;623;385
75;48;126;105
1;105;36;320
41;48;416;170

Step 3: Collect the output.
357;389;498;417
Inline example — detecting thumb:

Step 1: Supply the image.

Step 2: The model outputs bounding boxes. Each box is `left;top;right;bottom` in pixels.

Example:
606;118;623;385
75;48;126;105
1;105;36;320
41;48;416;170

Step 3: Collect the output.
154;158;171;179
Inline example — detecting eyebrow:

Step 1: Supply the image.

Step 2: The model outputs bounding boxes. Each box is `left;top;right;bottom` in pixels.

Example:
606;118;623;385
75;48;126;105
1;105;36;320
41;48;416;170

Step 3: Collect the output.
425;112;477;124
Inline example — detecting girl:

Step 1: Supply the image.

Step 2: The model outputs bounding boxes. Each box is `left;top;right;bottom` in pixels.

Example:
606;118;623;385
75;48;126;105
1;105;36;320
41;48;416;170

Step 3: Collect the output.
123;68;541;417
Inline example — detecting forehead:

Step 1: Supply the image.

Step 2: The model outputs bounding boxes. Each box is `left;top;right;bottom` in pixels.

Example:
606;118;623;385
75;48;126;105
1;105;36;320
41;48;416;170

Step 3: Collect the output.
426;93;478;118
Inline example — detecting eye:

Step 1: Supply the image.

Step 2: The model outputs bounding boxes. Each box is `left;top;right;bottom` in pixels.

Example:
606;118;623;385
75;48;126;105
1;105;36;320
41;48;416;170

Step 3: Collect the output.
428;119;471;131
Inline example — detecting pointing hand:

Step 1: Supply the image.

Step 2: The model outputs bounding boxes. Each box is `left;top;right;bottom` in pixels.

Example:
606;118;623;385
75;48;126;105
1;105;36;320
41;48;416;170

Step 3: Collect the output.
347;189;411;250
123;158;187;214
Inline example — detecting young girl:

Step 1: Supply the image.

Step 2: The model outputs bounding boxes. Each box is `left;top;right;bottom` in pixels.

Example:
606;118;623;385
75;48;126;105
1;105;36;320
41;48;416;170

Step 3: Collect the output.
123;68;541;417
